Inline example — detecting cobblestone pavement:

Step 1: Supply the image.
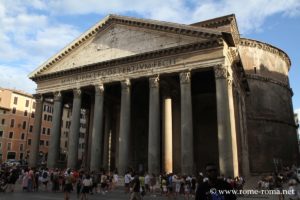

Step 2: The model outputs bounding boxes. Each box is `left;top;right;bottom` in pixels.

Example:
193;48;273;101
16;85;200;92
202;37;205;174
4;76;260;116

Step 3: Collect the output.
0;177;298;200
0;187;294;200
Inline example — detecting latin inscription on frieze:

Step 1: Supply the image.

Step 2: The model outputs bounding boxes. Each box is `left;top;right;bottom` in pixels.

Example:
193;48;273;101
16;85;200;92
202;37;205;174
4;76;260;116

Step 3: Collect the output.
61;58;176;84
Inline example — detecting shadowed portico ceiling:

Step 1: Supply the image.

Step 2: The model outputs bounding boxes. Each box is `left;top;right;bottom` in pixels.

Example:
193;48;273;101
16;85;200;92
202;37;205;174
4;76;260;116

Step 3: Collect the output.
29;14;225;80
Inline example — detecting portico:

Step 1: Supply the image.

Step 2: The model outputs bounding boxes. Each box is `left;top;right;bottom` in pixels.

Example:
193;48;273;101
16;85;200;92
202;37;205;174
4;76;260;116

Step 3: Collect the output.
29;14;250;177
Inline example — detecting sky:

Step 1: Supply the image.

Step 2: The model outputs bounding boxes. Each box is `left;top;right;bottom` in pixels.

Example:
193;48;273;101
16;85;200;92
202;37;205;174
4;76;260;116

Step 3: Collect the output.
0;0;300;112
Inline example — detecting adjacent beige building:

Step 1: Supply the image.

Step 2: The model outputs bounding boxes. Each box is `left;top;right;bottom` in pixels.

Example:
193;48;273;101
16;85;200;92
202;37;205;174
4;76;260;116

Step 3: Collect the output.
0;88;36;162
0;88;87;165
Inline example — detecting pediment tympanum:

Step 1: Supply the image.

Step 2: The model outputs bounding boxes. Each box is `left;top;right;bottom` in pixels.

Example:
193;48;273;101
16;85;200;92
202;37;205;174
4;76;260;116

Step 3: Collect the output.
29;15;222;78
39;24;205;75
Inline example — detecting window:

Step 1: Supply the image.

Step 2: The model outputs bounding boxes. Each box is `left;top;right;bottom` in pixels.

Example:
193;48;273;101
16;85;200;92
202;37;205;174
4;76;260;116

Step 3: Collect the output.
42;127;46;134
12;107;16;114
22;121;26;129
65;141;68;148
29;125;33;132
9;132;13;138
44;114;47;121
21;133;25;140
7;152;15;159
31;112;35;118
13;97;18;105
10;119;14;127
24;110;28;116
65;132;68;137
0;142;1;148
1;119;4;125
0;130;3;137
32;102;36;109
47;128;50;135
7;143;12;150
20;144;24;151
28;139;31;145
46;141;49;146
47;115;52;122
25;100;29;107
67;111;70;118
40;140;44;146
43;105;47;111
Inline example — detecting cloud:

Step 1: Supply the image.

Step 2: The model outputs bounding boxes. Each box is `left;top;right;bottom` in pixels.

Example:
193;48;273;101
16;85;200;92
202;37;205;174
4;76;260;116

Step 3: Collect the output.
0;1;81;69
45;0;300;33
0;65;36;93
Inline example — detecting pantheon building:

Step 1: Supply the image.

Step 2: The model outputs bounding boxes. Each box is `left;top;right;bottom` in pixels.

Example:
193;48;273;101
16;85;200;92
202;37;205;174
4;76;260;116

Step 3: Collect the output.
28;14;298;177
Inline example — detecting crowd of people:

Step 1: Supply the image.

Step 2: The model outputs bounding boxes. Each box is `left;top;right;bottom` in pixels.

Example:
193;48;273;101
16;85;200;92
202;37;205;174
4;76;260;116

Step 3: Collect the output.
1;162;300;200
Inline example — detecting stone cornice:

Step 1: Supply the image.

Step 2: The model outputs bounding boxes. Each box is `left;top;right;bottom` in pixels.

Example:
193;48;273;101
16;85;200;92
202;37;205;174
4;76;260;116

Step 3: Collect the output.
191;14;240;46
191;14;235;29
29;14;222;79
31;39;223;82
247;116;297;128
246;74;293;95
239;38;291;68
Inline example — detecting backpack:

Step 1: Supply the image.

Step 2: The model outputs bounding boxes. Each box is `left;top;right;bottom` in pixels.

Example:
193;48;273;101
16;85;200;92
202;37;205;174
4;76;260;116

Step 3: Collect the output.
43;171;48;179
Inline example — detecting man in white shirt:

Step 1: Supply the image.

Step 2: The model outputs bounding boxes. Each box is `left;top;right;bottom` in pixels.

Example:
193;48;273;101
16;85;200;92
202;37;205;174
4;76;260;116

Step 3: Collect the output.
124;172;132;193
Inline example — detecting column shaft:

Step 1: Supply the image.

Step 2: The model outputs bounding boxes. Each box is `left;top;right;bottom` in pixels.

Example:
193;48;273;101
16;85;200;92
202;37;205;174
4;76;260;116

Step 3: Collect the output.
67;88;82;169
103;108;111;170
90;84;105;171
118;79;131;175
47;92;63;168
29;94;43;167
180;72;194;174
148;76;160;174
214;65;239;177
163;97;173;173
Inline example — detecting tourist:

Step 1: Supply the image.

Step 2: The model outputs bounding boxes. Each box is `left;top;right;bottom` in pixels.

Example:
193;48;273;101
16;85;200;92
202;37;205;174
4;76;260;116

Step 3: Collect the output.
7;165;19;192
63;169;73;200
112;171;119;190
150;173;156;193
124;171;132;193
129;175;141;200
41;168;49;191
81;174;92;200
144;172;150;193
195;163;236;200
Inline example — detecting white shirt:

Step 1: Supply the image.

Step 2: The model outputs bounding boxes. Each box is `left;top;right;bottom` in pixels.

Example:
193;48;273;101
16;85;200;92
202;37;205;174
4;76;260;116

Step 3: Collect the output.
124;173;132;184
83;178;92;187
145;175;150;185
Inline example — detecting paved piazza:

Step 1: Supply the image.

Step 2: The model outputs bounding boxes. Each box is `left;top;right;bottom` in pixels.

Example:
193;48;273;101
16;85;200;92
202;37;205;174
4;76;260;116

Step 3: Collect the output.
0;186;293;200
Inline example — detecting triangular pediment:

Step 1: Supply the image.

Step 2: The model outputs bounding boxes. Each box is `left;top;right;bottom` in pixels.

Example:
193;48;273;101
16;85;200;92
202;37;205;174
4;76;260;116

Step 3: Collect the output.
29;14;222;78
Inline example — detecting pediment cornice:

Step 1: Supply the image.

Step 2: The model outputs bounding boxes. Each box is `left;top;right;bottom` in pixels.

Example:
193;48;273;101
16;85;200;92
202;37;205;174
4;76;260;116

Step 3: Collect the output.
29;14;222;79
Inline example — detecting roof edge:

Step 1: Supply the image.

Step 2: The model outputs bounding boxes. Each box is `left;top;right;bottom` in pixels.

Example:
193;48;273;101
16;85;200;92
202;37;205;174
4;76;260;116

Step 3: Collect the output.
239;38;291;69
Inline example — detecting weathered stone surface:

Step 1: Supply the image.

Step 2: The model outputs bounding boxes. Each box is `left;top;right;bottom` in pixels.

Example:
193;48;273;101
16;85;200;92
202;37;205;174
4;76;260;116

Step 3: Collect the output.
42;25;201;75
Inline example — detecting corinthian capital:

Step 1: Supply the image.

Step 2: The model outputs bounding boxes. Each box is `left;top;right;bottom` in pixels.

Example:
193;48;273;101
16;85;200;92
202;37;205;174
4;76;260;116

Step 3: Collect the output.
95;84;104;95
214;65;227;79
53;91;62;101
33;94;43;102
149;75;159;88
121;79;130;91
180;71;191;84
73;88;81;98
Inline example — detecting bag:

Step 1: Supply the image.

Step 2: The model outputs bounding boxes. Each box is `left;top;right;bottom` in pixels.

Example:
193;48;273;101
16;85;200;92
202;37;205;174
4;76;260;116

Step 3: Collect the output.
43;172;48;179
